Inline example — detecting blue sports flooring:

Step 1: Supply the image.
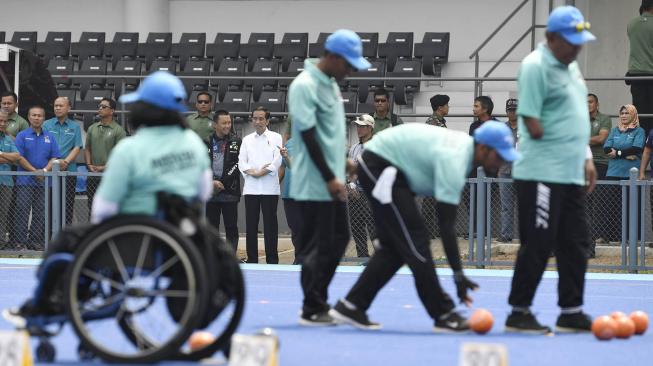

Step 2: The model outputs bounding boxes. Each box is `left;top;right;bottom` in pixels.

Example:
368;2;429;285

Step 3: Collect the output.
1;260;652;365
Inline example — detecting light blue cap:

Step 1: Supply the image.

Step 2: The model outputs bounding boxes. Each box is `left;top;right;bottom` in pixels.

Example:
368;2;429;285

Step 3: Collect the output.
324;29;372;70
547;6;596;45
119;71;188;112
474;121;520;162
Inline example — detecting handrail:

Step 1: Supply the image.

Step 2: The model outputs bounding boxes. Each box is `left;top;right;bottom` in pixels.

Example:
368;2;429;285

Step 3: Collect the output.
468;0;531;59
483;25;546;78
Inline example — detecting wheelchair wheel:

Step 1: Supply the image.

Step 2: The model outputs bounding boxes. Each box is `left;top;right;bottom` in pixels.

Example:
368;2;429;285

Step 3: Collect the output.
65;216;209;363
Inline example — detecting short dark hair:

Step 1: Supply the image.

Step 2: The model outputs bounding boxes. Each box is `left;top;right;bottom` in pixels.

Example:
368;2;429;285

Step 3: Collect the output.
196;92;213;102
0;91;18;102
101;97;116;110
252;106;270;120
373;88;390;100
588;93;598;103
213;109;231;121
28;105;45;114
474;96;494;116
128;101;186;130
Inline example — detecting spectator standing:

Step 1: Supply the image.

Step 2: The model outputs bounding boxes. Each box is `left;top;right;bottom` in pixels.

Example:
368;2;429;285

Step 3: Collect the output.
627;0;653;136
1;92;29;137
370;88;402;134
238;106;283;264
498;98;519;242
84;98;126;217
279;120;304;264
206;110;241;253
43;97;83;226
425;94;449;127
187;92;214;142
468;96;496;136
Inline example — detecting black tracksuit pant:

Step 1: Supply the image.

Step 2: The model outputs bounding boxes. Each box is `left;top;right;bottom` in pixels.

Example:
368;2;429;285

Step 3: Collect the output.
508;180;590;309
345;151;455;319
244;195;278;264
206;201;239;252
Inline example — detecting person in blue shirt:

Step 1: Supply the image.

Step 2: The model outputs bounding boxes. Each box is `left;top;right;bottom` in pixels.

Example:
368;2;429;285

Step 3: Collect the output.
14;106;61;249
43;97;83;226
279;122;304;264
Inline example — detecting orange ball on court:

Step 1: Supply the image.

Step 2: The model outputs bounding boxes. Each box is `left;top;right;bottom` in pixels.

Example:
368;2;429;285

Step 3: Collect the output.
188;331;215;351
610;311;627;320
629;311;649;335
614;316;636;339
591;315;616;341
469;308;494;334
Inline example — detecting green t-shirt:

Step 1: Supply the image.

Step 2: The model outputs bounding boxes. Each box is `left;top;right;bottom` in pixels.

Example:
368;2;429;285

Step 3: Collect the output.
96;126;210;215
365;124;473;205
372;113;403;134
7;113;29;137
86;121;127;166
513;43;590;186
628;12;653;74
288;59;346;201
590;112;612;165
186;112;214;142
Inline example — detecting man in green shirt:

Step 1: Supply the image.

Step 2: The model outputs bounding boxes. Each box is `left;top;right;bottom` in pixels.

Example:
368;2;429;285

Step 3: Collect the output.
370;88;402;134
84;98;127;217
507;6;596;335
288;29;370;326
186;92;214;141
627;0;653;136
1;92;29;137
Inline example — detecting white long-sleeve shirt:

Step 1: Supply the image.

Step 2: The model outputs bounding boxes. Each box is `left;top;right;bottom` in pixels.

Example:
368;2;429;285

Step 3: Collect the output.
238;128;283;195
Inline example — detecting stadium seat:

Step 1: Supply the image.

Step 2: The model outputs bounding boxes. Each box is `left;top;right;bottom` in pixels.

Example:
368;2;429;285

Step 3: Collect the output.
355;32;379;59
274;33;308;72
278;59;304;90
105;32;139;68
74;59;108;99
414;32;450;76
239;33;275;72
385;59;421;105
71;32;106;61
56;89;77;109
76;89;113;126
47;58;75;89
179;59;211;93
254;91;286;115
308;32;331;58
147;59;177;74
341;91;358;114
0;32;5;44
172;32;206;69
357;92;377;115
213;58;246;101
246;59;279;101
216;91;251;122
37;32;71;60
9;32;37;53
349;59;386;103
206;33;241;71
139;32;172;68
187;89;217;109
378;32;414;73
109;59;142;99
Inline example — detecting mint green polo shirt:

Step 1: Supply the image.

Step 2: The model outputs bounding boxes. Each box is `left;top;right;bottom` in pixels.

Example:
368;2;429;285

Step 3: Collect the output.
96;126;210;216
365;124;474;205
288;59;346;201
43;117;83;172
0;132;18;186
513;43;590;186
628;12;653;74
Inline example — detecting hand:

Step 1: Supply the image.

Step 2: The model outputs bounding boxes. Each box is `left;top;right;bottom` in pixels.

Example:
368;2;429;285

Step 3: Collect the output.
347;184;360;199
453;271;478;307
326;178;347;202
87;164;97;172
584;159;597;194
59;160;69;171
279;146;288;158
639;172;647;180
607;149;617;159
346;158;358;183
213;180;225;192
96;165;105;172
254;163;271;177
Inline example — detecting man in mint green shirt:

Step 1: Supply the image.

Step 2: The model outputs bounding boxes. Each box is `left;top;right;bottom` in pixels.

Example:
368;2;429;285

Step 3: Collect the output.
288;29;370;326
627;0;653;135
330;122;517;332
44;97;83;225
507;6;597;335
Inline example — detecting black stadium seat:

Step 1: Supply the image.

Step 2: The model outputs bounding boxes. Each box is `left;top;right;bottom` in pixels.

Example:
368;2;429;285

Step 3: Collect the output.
148;60;177;75
74;59;108;99
279;59;304;90
378;32;413;72
56;89;77;109
254;91;286;114
206;33;241;71
308;32;331;58
349;59;386;103
10;32;37;53
71;32;105;61
274;33;308;72
105;32;139;68
0;32;5;44
76;89;113;126
385;59;421;105
414;32;450;76
109;59;142;98
172;32;206;69
355;32;379;59
47;58;75;89
216;91;251;122
37;32;71;60
179;59;211;93
240;33;275;72
341;91;357;114
246;59;279;101
139;32;172;68
213;58;246;100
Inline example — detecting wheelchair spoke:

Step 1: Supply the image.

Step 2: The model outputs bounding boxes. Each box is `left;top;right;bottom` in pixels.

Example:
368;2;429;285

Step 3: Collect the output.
79;292;124;313
82;268;125;291
117;307;154;351
147;255;180;280
108;239;130;283
141;289;190;298
133;234;151;279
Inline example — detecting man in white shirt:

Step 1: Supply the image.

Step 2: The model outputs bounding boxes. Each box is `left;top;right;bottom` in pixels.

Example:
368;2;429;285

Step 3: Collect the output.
239;106;283;263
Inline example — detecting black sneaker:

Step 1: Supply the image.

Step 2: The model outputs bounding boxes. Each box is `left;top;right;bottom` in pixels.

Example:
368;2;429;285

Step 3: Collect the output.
433;311;469;333
298;311;336;327
555;312;592;333
329;300;381;330
505;311;552;334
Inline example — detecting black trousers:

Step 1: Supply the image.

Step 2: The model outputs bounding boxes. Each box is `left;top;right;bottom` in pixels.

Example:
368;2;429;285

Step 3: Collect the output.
631;80;653;136
283;198;304;264
63;176;77;226
206;201;239;252
244;194;278;264
345;151;455;319
508;180;590;309
298;200;350;315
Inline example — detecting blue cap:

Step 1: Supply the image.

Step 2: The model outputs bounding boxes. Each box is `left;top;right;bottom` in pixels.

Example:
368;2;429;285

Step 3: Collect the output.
324;30;372;70
547;6;596;45
119;71;188;112
474;121;520;162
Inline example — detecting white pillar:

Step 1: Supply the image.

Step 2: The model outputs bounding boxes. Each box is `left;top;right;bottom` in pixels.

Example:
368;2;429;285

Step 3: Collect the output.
124;0;170;39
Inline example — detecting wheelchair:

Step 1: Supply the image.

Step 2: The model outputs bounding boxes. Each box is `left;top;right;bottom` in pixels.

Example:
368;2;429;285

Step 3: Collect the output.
17;199;245;363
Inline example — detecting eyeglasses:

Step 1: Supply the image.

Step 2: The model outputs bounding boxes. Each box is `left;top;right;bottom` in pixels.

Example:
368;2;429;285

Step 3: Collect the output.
197;100;211;104
374;99;388;103
574;21;591;32
98;105;111;110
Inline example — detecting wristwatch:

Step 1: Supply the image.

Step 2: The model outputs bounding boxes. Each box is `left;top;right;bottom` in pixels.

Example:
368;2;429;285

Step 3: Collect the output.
617;150;622;157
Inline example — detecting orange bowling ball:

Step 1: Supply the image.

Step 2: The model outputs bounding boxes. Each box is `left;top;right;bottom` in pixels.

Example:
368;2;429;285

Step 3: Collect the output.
591;315;616;341
188;331;215;351
469;308;494;334
614;316;636;339
610;311;627;320
629;311;649;335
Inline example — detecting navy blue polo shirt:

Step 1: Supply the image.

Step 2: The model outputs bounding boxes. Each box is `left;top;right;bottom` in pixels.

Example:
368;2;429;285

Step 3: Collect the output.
15;128;61;186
